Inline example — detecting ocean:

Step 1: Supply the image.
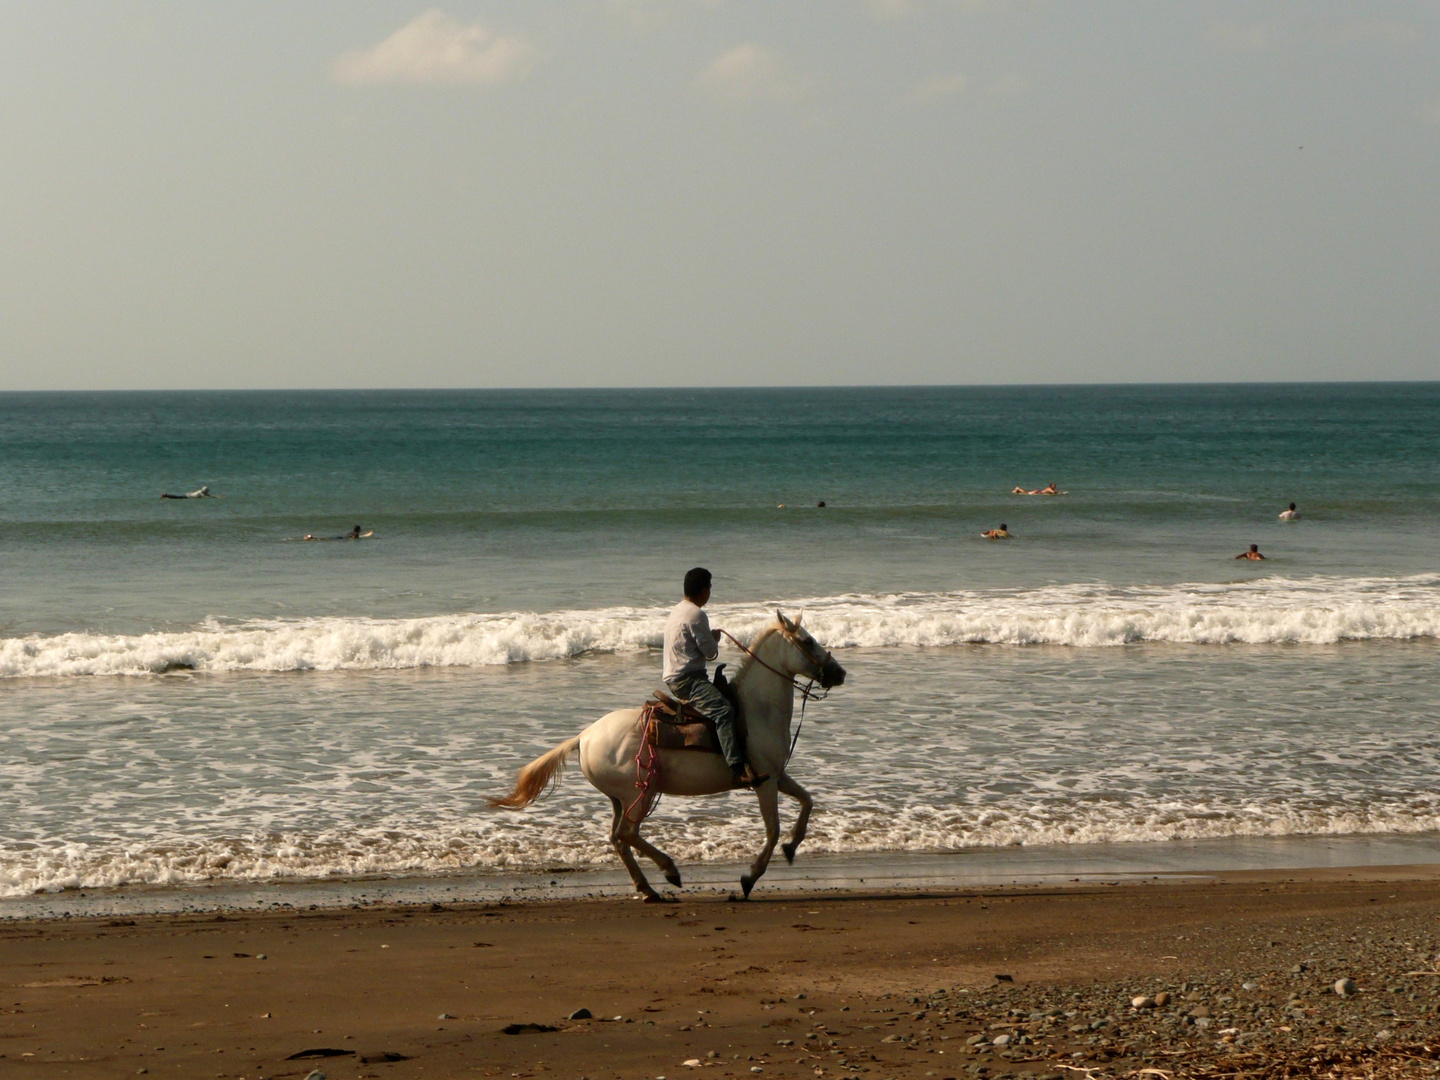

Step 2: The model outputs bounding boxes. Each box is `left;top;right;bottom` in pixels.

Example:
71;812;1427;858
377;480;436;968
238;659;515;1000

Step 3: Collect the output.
2;384;1439;902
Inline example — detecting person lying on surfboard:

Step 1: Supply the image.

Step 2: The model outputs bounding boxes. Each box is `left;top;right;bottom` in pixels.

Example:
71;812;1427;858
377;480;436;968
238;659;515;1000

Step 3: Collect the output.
303;525;375;541
981;524;1011;539
1012;481;1063;495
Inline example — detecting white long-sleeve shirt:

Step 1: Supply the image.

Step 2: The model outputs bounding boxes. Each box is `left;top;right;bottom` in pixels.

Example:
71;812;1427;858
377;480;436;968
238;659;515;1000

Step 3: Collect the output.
662;599;719;681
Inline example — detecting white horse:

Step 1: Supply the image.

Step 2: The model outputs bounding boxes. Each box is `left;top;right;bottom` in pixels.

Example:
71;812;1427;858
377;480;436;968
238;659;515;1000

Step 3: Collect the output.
490;611;846;901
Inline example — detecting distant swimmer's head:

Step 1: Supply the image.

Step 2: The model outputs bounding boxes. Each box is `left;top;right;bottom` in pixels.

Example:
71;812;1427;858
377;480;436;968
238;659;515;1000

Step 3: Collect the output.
1289;503;1297;511
1250;544;1259;553
684;566;713;605
1000;524;1007;531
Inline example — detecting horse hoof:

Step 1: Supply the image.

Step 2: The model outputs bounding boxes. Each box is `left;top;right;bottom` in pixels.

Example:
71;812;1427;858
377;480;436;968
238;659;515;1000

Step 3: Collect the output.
642;893;673;904
665;870;683;888
781;842;797;865
740;874;756;899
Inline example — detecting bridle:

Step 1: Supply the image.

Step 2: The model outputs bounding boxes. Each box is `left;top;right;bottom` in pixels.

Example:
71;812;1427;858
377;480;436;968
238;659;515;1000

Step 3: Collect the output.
719;627;835;765
719;628;833;702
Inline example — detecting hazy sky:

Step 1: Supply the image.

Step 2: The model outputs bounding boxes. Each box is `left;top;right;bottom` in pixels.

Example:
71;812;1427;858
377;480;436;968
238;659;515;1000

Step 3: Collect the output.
2;2;1438;389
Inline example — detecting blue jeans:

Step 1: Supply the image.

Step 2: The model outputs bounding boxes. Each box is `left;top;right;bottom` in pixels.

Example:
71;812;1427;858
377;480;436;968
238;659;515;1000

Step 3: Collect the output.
666;671;742;770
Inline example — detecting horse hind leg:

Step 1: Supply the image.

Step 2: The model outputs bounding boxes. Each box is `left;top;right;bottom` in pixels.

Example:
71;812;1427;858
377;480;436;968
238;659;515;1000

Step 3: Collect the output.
608;797;662;902
739;781;781;899
627;831;683;889
776;772;813;865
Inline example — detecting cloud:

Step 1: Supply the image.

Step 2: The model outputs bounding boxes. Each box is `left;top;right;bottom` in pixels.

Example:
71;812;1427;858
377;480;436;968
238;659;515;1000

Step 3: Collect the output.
1207;21;1271;53
331;10;537;87
696;43;809;105
904;73;967;104
1421;97;1440;125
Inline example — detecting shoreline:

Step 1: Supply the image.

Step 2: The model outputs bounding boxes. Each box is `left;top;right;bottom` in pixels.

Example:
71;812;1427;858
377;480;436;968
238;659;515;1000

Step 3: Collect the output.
3;866;1439;1079
7;831;1440;921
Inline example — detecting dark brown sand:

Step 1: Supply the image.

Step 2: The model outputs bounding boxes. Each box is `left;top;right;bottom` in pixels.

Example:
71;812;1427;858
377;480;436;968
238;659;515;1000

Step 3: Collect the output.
4;867;1440;1079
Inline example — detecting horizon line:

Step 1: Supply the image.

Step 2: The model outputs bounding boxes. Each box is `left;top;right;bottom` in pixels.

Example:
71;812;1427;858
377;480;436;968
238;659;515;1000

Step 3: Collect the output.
2;378;1439;394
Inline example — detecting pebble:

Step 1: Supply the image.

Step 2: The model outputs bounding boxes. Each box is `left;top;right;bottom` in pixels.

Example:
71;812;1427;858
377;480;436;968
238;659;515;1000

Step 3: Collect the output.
256;953;267;960
303;1072;327;1080
437;1013;454;1020
1153;991;1170;1007
991;1033;1011;1046
568;1008;592;1020
1335;978;1357;997
1131;995;1155;1010
1242;981;1260;991
683;1060;701;1068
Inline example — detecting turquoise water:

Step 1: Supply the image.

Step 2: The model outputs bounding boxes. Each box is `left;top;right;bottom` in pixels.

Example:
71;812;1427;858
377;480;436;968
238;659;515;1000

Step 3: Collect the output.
4;384;1438;632
2;385;1439;898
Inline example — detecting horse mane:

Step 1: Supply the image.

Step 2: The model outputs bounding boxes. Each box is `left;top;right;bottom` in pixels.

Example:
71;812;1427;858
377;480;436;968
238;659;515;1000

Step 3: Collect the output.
732;621;786;684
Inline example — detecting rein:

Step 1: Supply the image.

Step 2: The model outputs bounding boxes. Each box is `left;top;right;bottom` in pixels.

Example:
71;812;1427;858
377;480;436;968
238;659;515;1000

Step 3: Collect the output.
719;629;831;766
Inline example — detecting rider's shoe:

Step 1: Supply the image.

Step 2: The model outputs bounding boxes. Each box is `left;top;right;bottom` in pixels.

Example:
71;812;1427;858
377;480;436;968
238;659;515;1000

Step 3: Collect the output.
731;764;770;788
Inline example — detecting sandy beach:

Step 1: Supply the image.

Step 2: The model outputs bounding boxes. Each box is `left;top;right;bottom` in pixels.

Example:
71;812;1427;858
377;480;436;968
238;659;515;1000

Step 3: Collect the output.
4;866;1440;1079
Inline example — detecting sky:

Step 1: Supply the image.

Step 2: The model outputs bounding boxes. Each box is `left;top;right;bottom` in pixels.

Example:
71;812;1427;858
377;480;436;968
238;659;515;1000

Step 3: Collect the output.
1;1;1438;390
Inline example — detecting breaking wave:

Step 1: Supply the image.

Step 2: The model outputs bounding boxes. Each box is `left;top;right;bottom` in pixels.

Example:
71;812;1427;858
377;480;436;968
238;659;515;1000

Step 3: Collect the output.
4;574;1439;678
6;795;1440;897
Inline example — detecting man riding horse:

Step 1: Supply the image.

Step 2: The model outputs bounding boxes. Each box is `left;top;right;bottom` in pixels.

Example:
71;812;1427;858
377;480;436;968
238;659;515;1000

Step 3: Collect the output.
663;567;769;789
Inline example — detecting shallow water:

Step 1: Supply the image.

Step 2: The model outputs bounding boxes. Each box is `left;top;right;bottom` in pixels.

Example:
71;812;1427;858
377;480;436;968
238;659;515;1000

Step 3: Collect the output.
2;386;1438;899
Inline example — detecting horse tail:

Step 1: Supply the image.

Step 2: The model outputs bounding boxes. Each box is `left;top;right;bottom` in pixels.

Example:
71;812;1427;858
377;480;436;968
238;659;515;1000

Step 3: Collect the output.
488;734;583;810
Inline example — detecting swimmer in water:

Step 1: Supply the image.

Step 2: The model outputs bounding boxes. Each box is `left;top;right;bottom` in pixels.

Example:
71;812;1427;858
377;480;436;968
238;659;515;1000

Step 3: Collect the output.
160;485;213;499
981;524;1011;540
1279;502;1300;521
1037;481;1059;495
1012;481;1064;495
1235;543;1265;561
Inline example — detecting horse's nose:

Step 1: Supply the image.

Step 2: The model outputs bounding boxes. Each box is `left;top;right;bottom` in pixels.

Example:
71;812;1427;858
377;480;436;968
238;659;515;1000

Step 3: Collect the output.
822;658;846;687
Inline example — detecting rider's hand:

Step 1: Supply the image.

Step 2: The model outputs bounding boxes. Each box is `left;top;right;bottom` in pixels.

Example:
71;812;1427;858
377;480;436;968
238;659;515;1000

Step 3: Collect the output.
710;627;723;641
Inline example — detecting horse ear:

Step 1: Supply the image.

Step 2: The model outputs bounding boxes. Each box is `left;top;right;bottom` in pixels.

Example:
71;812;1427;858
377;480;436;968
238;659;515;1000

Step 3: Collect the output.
776;609;795;632
795;610;805;626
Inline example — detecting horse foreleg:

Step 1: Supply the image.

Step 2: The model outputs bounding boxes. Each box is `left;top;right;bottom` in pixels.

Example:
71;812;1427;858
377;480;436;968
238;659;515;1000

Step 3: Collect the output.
739;781;780;900
628;831;683;889
776;772;813;865
609;797;662;902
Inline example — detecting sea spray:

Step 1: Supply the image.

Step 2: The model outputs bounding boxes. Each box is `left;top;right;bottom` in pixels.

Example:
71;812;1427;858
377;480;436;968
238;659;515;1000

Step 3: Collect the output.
5;574;1440;678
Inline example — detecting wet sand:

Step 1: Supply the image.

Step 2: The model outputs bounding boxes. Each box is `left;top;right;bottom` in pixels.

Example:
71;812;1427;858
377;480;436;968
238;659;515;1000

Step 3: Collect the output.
4;866;1440;1079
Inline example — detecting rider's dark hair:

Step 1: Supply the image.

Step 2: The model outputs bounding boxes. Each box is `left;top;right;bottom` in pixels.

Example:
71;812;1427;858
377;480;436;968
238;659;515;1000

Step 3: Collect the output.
683;567;712;599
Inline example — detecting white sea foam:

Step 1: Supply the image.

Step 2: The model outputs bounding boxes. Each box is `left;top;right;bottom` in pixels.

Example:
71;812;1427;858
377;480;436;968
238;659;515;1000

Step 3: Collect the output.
3;575;1439;679
5;796;1440;898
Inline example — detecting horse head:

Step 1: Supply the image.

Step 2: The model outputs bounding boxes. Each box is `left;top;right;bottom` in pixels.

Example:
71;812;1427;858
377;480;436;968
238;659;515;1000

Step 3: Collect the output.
775;609;846;688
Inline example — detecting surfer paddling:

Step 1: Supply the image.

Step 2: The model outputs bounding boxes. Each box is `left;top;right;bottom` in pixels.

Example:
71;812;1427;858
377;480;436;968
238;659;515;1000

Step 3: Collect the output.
160;485;214;499
1012;481;1063;495
303;525;375;541
1235;543;1266;561
981;524;1011;540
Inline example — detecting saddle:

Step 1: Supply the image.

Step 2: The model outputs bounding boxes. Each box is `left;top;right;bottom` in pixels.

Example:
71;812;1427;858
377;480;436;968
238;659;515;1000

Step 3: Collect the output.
641;666;745;755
